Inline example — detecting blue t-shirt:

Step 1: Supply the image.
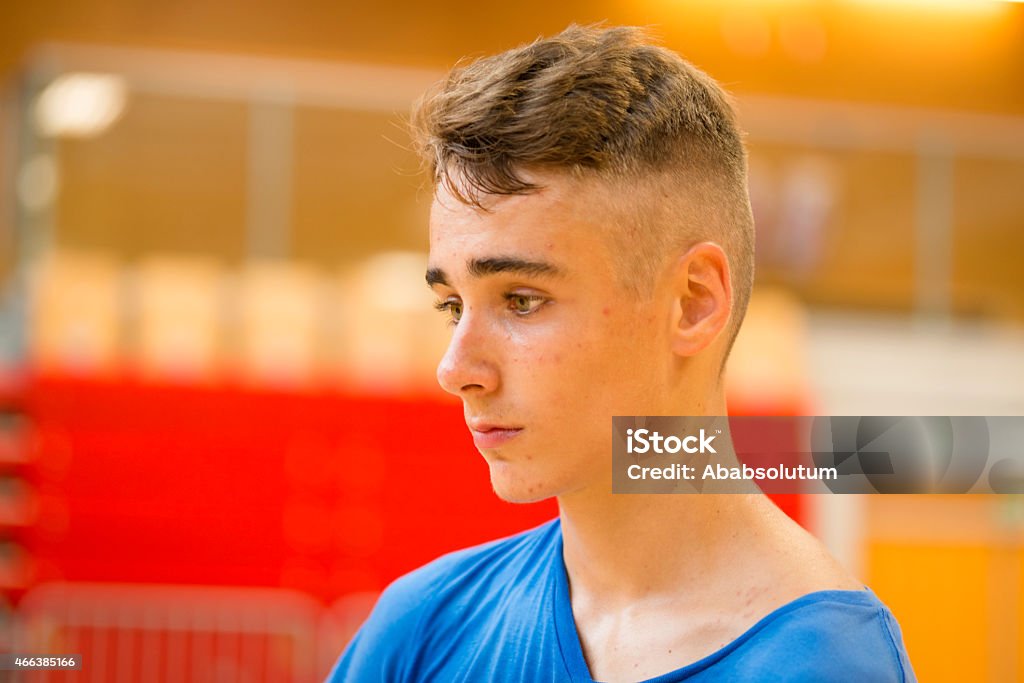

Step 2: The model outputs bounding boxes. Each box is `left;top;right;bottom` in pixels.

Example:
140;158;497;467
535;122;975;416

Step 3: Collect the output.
328;518;916;682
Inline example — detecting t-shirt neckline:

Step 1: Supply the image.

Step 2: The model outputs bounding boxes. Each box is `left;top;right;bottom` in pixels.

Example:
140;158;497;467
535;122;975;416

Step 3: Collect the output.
549;521;877;683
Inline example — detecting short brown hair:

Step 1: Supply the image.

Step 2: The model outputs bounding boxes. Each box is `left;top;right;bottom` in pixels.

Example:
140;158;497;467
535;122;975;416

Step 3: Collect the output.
411;24;755;355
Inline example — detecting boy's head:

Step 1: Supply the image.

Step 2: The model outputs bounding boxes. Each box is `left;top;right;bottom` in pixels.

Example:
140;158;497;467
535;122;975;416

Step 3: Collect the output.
416;25;755;502
414;24;754;341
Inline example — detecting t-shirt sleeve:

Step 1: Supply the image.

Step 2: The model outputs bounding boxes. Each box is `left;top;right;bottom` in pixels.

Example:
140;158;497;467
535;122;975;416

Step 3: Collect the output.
324;573;434;683
878;606;917;683
752;603;916;683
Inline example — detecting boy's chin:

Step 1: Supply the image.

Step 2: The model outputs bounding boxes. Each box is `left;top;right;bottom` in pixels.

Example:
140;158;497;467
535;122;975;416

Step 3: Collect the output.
487;462;558;504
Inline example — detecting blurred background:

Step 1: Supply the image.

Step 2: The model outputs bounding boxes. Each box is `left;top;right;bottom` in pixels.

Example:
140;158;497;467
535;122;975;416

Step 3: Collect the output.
0;1;1022;681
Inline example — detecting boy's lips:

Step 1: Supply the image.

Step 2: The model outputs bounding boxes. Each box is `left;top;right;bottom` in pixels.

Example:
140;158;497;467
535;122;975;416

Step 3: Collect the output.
468;422;524;449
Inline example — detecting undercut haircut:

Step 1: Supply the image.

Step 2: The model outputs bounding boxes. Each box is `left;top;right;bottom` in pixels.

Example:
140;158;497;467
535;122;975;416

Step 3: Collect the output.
411;24;755;358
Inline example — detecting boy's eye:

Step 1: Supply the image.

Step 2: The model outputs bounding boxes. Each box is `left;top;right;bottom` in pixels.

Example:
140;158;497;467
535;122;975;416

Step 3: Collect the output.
434;299;463;325
506;293;548;316
434;293;546;326
509;295;534;313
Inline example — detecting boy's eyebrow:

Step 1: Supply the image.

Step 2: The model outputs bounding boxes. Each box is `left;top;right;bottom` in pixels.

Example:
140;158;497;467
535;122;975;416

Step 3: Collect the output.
425;256;564;288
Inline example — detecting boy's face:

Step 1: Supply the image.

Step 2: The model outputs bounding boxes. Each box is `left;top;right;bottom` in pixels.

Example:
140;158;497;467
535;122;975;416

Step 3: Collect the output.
427;172;675;503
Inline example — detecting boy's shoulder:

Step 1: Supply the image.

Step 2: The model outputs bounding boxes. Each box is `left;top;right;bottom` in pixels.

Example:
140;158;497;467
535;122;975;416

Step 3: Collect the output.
369;517;560;626
711;589;916;683
327;518;563;682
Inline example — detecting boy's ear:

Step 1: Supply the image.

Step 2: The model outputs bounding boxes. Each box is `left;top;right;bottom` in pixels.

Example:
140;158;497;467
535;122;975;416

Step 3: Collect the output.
668;242;732;358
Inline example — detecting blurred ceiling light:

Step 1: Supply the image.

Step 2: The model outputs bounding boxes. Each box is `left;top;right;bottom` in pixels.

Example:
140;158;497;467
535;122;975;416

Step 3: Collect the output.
34;73;128;139
721;12;772;57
